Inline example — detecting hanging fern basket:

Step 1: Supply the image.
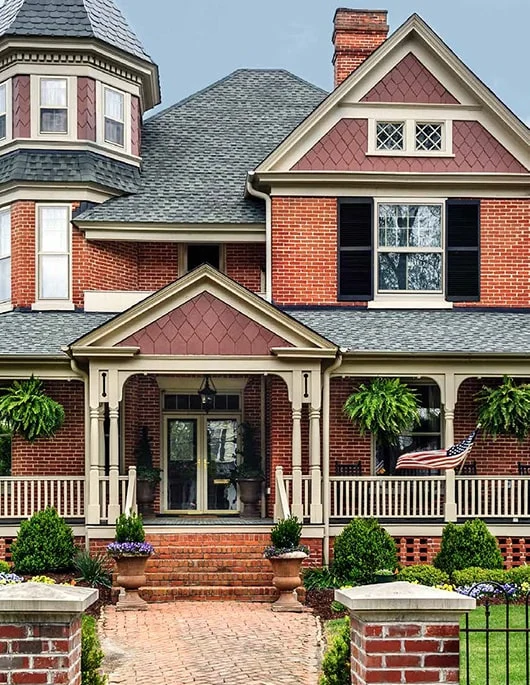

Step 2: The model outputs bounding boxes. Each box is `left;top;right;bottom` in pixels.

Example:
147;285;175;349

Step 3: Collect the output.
0;376;65;442
343;378;421;445
475;376;530;442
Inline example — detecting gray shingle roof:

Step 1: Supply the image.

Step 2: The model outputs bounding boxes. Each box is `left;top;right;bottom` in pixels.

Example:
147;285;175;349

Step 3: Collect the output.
286;309;530;354
0;150;140;193
0;0;151;61
76;69;327;225
0;312;113;356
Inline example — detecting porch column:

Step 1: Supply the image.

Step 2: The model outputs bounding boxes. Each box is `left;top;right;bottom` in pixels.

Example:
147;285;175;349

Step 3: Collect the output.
87;405;101;525
309;407;323;523
291;404;304;520
443;375;457;521
98;406;106;475
108;404;121;523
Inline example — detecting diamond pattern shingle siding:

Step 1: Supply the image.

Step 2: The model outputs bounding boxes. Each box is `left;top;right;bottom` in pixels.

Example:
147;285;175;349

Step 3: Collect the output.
0;150;140;192
286;308;530;354
0;0;150;61
361;52;459;104
0;311;113;356
76;70;327;225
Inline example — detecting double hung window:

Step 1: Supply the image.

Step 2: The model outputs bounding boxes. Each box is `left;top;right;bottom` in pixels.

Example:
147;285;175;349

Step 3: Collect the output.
0;83;7;140
104;88;125;147
0;209;10;302
37;206;71;301
40;79;68;134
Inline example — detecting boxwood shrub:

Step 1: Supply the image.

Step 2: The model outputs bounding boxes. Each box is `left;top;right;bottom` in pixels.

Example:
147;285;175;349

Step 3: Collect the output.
320;617;350;685
81;614;107;685
433;519;503;575
397;565;449;587
452;567;507;587
332;518;398;586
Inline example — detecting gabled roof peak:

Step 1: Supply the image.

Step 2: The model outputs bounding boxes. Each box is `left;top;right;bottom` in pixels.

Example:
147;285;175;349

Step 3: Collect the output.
0;0;151;62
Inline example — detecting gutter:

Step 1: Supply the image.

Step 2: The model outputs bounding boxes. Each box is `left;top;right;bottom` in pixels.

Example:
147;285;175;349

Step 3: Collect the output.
322;350;343;566
246;173;272;302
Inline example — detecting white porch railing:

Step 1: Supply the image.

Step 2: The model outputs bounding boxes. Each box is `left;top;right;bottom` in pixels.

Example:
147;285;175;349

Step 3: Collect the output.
456;476;530;519
330;476;445;519
98;472;133;523
280;473;311;520
0;477;84;519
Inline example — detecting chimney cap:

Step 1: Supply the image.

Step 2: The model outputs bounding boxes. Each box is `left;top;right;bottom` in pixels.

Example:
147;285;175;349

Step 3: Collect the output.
334;8;388;21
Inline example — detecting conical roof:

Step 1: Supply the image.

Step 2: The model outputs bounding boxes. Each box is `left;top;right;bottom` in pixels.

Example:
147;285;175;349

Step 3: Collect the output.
0;0;151;61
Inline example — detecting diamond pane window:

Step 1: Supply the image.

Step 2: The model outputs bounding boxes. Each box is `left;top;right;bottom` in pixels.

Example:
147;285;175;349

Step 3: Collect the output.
376;122;404;151
415;123;442;151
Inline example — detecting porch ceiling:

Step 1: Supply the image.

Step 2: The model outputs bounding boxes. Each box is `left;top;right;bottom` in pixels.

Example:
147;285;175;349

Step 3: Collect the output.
285;308;530;355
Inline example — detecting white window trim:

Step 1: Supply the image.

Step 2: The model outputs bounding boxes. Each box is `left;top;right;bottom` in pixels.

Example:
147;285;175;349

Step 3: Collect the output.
369;198;453;310
103;86;125;148
0;206;11;306
95;81;131;155
31;76;77;141
368;118;453;157
32;203;74;311
0;80;12;146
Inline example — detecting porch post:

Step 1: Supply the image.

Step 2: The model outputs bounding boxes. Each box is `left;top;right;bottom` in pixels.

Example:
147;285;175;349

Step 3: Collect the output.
98;406;106;475
309;407;323;523
108;404;121;523
443;374;457;522
87;405;101;525
291;403;304;521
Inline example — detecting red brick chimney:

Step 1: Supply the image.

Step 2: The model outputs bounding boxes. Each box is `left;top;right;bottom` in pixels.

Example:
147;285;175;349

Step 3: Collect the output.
333;8;389;87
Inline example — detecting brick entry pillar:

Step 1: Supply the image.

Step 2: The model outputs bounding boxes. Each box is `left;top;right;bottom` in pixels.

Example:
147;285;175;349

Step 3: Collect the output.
0;582;97;685
336;581;476;685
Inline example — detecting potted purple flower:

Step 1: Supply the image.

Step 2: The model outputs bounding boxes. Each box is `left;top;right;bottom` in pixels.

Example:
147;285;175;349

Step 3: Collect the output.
107;512;154;611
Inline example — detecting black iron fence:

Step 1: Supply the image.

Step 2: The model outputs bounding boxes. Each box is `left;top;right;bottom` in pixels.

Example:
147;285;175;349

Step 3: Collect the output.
461;582;530;684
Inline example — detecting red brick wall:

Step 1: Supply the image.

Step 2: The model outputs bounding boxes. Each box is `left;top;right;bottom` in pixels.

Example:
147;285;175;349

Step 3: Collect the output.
226;244;265;292
11;201;36;308
137;242;178;290
330;378;373;474
11;380;85;476
267;376;291;516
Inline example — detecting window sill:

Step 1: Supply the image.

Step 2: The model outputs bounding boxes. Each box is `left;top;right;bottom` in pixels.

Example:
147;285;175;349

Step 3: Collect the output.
368;296;453;310
31;300;75;311
367;151;455;158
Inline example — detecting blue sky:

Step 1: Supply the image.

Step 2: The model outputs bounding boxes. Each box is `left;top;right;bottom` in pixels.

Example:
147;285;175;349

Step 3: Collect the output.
122;0;529;124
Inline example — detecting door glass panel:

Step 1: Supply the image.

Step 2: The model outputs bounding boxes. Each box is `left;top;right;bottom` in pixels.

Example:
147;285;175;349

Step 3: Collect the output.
167;419;197;510
206;419;238;511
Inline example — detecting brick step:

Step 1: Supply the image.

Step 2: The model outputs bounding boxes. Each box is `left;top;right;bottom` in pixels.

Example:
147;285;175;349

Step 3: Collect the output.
153;547;268;558
145;572;273;587
140;585;279;603
148;559;273;571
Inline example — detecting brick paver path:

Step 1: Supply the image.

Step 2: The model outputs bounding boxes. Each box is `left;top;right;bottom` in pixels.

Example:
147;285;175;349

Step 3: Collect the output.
101;602;321;685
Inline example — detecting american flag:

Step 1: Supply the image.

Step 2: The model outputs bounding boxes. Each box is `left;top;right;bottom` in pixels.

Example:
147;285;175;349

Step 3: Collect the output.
395;429;479;472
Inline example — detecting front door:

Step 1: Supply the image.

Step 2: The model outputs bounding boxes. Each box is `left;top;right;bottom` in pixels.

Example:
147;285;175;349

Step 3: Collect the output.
165;416;239;514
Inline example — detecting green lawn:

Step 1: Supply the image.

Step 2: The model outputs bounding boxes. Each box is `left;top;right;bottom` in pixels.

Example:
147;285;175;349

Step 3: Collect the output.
461;604;530;684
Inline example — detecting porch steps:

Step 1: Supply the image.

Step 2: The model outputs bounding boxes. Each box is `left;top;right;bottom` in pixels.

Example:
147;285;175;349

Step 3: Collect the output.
141;535;279;602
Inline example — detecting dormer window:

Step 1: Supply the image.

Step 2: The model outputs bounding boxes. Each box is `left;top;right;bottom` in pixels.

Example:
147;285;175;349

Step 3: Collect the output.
104;87;125;147
415;123;442;151
0;83;6;140
40;78;68;134
376;122;404;151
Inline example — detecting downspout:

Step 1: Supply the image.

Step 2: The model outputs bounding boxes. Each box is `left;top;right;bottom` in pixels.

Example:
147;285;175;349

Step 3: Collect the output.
322;351;343;566
246;173;272;302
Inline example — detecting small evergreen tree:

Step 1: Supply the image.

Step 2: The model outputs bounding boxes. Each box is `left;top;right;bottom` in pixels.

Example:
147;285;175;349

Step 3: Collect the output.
433;519;504;575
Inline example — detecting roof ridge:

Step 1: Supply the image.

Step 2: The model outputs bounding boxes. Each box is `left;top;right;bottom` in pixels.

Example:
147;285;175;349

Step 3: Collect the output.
145;68;326;124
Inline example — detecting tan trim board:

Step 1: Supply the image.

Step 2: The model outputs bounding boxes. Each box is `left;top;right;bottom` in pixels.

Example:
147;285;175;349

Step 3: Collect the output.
0;138;141;166
68;346;139;358
271;347;337;359
0;185;119;205
77;222;266;243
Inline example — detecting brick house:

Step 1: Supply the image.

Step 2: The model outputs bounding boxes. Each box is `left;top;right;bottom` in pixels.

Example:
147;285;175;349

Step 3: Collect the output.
0;1;528;595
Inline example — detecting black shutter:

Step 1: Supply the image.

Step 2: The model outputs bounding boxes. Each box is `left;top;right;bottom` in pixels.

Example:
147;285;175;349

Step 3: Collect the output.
338;199;373;300
446;200;480;301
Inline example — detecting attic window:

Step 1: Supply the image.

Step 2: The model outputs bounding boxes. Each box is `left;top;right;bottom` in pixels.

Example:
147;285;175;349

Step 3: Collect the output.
416;123;442;151
376;122;404;151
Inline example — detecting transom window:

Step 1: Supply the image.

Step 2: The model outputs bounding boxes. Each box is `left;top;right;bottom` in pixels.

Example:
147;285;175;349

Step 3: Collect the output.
104;87;125;147
40;79;68;134
37;206;71;300
0;83;6;140
376;122;404;150
164;394;240;412
0;208;10;302
415;123;442;151
377;204;443;292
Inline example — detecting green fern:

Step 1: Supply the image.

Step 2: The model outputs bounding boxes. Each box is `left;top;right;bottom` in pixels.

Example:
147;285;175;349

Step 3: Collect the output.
0;376;65;442
343;378;420;445
475;376;530;442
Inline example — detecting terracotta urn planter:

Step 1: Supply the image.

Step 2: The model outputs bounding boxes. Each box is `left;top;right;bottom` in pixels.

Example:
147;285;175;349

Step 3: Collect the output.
113;555;150;611
237;478;262;517
268;551;307;612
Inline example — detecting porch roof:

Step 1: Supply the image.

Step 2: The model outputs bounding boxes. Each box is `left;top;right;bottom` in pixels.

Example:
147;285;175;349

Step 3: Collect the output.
0;311;113;356
286;308;530;355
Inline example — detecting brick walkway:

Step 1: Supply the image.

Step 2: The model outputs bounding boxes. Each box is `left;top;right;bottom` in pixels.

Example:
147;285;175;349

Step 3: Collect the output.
100;602;322;685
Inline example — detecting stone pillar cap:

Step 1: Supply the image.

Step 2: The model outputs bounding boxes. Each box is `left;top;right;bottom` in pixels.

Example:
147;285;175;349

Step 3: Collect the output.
0;583;98;614
336;581;476;612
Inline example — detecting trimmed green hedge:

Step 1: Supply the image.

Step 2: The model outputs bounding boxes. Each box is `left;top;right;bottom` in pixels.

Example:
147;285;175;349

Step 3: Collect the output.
434;520;503;575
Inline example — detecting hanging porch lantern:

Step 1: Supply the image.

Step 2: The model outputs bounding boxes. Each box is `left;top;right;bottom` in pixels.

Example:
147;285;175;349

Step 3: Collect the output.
198;375;217;413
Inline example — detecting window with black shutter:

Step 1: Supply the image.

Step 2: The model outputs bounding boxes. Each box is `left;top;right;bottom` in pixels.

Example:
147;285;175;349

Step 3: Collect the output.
446;200;480;301
338;199;373;300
